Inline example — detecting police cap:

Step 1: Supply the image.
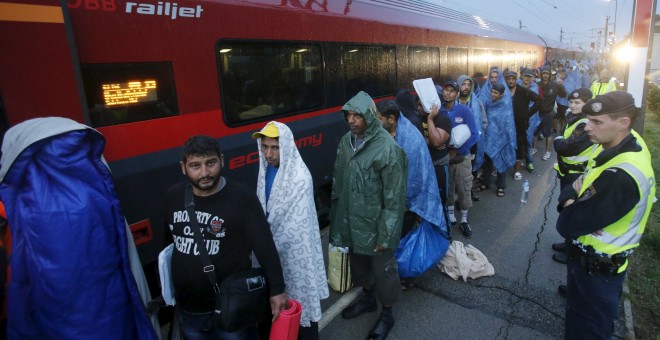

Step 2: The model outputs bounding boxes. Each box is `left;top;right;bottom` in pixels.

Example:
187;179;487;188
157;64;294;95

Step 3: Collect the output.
582;91;636;116
568;88;593;102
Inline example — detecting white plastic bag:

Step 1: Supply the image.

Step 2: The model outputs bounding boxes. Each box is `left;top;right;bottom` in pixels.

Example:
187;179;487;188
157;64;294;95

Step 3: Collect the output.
412;78;441;113
158;244;176;306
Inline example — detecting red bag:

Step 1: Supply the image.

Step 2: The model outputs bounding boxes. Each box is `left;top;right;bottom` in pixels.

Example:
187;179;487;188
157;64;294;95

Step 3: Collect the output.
269;299;302;340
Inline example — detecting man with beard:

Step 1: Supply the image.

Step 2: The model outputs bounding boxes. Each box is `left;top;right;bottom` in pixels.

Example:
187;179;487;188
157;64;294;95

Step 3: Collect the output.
437;81;478;238
331;92;407;340
505;70;539;181
458;75;486;201
163;135;287;339
252;122;329;340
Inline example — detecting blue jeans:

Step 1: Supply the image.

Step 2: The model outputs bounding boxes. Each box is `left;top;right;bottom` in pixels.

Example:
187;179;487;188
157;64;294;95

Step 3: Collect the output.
179;310;258;340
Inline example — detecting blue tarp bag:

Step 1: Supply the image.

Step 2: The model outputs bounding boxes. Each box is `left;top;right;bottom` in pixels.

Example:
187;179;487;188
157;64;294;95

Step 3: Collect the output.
395;220;449;278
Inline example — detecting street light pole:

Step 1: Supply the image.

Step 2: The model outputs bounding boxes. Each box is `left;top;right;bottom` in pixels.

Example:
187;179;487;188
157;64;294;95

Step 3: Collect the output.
612;0;617;43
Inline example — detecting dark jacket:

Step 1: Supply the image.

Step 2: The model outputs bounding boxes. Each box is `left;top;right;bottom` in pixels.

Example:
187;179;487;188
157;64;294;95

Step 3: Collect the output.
511;84;539;133
537;80;566;115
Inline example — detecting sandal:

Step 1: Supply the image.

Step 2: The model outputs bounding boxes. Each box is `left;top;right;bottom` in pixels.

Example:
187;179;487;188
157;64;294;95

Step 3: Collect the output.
477;184;490;192
497;188;505;197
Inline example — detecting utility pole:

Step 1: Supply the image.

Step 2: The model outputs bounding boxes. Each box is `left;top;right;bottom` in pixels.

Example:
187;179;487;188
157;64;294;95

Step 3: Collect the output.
519;20;526;30
560;27;563;43
603;16;609;53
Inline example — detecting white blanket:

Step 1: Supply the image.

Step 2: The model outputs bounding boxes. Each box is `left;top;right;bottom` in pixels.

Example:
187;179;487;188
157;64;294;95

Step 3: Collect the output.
438;241;495;281
256;121;329;327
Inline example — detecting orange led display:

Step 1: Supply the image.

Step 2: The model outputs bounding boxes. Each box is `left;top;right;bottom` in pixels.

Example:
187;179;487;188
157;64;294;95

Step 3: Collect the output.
102;80;158;106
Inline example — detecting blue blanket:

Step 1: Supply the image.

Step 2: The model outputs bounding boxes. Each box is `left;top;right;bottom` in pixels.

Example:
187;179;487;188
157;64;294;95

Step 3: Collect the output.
0;120;156;339
519;80;540;145
395;115;447;233
475;68;516;173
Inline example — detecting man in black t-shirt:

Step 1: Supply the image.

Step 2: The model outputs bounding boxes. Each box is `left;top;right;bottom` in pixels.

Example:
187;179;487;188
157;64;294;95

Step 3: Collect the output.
425;102;452;208
163;135;287;339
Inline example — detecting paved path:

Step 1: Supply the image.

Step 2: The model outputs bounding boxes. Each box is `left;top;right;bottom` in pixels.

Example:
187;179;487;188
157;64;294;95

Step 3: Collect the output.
318;153;629;339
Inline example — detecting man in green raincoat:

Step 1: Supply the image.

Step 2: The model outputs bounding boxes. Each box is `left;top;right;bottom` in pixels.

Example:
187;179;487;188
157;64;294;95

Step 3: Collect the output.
329;91;407;340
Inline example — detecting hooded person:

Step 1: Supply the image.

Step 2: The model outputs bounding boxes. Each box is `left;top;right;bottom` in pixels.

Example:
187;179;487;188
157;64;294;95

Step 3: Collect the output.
0;117;157;339
395;89;425;137
330;91;407;340
253;121;329;337
475;76;517;197
457;75;486;143
375;100;449;283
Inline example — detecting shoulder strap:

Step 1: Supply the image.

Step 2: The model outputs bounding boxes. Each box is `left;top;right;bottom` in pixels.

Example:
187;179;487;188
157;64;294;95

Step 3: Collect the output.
185;184;220;293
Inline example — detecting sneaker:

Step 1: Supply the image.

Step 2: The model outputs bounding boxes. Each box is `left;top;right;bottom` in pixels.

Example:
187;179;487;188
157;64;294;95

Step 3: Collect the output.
460;222;472;238
513;172;522;180
532;148;538;155
341;291;377;319
542;151;551;161
526;163;536;173
491;170;497;177
538;134;545;141
448;213;457;226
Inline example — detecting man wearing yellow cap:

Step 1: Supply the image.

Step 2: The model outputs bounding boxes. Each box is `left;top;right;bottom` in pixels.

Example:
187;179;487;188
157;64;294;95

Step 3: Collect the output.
556;91;655;339
253;122;329;340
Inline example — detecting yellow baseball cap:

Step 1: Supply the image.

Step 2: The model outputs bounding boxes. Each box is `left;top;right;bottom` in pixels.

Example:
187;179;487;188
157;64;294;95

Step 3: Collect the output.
251;121;279;139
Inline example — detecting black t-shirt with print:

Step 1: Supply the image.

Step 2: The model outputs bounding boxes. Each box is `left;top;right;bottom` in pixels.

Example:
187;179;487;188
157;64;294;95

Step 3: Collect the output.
427;113;452;161
164;179;285;313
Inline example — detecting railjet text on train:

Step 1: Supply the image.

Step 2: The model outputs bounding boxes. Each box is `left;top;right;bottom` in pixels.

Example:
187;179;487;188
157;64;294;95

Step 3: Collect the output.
125;2;204;19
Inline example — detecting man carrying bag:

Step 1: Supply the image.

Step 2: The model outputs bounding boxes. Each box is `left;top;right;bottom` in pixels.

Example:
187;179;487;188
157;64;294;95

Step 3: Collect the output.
162;135;287;339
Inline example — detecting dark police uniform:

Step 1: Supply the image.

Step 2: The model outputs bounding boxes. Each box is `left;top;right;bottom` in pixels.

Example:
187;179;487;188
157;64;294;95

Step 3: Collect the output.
556;91;655;339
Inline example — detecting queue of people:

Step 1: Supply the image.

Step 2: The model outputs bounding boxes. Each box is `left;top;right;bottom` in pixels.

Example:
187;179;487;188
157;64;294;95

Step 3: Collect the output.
0;57;652;340
155;57;655;340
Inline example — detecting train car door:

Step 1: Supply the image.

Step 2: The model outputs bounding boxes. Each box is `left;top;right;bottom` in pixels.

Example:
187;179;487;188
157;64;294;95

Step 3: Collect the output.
0;0;87;125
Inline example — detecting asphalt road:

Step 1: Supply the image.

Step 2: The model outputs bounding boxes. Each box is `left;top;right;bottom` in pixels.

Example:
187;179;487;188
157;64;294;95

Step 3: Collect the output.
317;153;628;340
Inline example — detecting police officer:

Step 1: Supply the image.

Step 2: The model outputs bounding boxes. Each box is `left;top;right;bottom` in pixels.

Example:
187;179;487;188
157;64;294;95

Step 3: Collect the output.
552;88;596;267
556;91;655;339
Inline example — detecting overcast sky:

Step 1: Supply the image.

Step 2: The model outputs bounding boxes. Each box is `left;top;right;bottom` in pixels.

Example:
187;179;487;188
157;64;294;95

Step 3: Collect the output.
428;0;657;50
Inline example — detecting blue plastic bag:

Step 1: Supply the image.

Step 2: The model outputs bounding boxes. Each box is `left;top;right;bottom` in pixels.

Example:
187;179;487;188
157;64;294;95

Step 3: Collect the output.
395;220;450;278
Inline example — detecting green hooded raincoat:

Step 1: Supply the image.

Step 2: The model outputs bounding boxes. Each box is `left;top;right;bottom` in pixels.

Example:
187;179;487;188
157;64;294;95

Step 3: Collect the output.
329;91;408;255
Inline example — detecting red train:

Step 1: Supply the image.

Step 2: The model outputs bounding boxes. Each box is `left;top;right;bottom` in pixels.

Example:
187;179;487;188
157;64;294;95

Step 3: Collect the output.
0;0;570;271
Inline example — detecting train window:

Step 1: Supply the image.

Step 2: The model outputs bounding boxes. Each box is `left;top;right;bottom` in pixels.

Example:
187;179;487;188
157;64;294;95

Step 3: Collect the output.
81;62;178;128
505;51;517;71
489;50;502;69
446;47;468;81
342;45;396;99
408;46;440;83
525;51;533;68
472;49;488;77
217;42;323;125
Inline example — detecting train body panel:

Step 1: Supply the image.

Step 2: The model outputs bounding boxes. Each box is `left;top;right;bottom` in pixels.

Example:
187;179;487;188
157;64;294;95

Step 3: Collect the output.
0;0;561;266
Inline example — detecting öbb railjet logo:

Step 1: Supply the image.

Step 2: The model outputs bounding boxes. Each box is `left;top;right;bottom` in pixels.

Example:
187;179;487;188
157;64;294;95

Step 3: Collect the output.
126;1;204;20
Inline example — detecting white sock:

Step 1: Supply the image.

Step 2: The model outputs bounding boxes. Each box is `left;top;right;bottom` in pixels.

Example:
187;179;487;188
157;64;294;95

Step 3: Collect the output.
461;210;468;223
447;206;456;223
